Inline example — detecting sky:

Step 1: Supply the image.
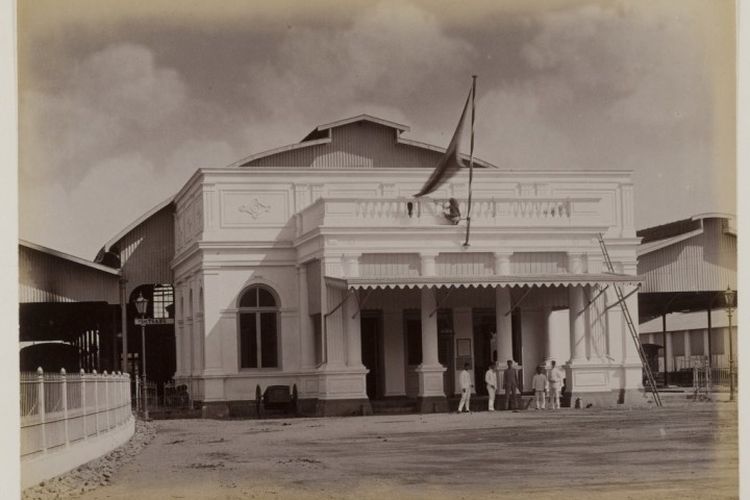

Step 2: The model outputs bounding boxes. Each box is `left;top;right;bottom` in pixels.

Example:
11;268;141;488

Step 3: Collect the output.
17;0;736;260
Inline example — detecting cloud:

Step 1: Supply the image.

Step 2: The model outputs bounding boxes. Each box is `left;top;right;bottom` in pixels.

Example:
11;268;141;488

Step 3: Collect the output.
20;43;188;187
238;1;474;152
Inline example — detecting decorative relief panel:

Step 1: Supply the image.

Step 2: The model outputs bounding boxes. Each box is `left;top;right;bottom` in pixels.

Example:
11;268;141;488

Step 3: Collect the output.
220;191;289;226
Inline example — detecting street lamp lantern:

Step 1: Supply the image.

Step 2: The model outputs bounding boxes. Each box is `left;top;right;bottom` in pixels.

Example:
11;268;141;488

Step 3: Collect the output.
133;292;149;419
723;286;736;402
135;292;148;316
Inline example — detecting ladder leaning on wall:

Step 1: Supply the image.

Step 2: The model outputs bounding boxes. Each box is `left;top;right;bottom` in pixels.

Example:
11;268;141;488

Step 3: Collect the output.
597;233;663;407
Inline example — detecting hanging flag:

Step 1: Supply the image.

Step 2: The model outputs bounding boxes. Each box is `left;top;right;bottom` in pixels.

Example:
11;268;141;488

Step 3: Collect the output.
413;88;472;198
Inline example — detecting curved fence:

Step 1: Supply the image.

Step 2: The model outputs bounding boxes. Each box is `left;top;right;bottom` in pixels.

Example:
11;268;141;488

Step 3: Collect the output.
20;368;134;489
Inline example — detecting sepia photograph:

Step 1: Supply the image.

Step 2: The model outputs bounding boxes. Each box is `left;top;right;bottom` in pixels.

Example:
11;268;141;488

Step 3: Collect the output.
11;0;741;498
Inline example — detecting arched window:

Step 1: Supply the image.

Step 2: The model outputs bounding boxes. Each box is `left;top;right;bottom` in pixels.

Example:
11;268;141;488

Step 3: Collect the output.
238;285;279;369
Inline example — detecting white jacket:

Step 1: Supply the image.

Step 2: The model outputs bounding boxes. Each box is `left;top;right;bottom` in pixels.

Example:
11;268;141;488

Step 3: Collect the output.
484;369;496;387
459;370;473;390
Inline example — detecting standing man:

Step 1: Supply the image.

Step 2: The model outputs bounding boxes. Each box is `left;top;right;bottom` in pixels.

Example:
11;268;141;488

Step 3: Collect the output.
503;360;519;410
485;362;498;411
531;366;548;410
457;363;473;413
548;360;564;410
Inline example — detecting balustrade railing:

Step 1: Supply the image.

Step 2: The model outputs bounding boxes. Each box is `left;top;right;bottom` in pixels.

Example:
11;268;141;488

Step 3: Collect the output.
20;368;132;458
297;196;602;236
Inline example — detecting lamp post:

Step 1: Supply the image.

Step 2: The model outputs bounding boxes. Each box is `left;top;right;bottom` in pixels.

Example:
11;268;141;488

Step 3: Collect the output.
723;286;736;402
134;292;149;419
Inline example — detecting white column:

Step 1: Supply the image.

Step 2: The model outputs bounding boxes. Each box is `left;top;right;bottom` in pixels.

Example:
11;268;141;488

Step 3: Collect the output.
345;291;363;368
544;306;553;365
416;286;446;398
495;287;513;363
420;287;440;366
684;331;692;363
324;285;346;367
297;265;315;368
569;286;586;361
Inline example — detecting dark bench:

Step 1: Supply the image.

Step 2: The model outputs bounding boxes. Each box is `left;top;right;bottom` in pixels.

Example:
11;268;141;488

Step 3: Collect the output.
255;384;297;417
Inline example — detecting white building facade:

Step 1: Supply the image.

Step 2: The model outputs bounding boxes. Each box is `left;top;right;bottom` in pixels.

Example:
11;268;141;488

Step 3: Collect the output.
170;116;644;417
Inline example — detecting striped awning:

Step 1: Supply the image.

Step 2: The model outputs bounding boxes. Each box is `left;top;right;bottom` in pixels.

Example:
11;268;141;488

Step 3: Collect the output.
325;273;642;290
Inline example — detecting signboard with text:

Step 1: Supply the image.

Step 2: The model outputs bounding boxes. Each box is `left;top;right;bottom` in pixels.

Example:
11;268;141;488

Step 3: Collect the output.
135;318;175;326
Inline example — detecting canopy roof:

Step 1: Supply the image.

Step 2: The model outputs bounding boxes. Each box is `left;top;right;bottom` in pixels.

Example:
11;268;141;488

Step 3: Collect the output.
326;273;641;290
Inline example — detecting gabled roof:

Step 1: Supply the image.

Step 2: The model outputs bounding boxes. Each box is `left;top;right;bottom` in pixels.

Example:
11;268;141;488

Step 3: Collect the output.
311;114;410;134
230;114;498;169
19;240;121;276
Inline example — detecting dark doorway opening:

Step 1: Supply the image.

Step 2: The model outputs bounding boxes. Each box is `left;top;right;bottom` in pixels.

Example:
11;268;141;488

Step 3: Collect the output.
472;309;496;395
361;310;383;400
437;309;455;396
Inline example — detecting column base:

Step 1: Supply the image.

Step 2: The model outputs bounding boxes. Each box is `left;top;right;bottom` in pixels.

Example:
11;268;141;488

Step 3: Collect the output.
565;360;649;407
416;395;448;413
315;398;373;417
415;364;447;398
566;389;654;408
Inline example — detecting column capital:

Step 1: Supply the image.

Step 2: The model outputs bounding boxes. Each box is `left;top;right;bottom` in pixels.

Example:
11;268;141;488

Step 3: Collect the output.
567;253;586;274
494;251;513;275
420;252;438;276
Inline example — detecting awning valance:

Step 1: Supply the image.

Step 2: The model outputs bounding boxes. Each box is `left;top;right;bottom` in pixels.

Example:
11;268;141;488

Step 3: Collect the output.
325;273;642;290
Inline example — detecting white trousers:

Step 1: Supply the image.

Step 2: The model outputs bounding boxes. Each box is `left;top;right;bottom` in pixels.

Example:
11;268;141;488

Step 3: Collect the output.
486;384;496;410
458;389;471;412
549;385;561;409
534;390;546;409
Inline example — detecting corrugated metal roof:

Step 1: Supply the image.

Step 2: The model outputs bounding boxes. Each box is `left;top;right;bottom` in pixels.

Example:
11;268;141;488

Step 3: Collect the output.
19;240;120;275
234;115;497;169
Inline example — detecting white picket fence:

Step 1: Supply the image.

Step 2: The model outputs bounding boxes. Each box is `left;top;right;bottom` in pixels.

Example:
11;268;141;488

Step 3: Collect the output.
20;368;133;485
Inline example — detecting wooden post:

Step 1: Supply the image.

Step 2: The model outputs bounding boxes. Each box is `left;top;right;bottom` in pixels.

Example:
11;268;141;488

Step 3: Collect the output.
104;371;111;430
81;369;87;439
93;370;100;436
61;368;69;447
37;367;46;454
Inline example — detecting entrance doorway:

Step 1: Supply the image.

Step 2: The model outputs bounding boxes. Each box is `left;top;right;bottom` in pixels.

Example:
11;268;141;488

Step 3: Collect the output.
437;310;455;396
473;309;496;395
361;311;383;400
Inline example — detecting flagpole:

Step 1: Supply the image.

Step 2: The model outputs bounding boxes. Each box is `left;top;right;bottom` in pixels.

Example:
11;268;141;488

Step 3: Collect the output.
463;75;477;247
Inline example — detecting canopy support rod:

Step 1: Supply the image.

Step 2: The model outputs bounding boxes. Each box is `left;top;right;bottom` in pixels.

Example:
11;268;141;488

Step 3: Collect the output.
578;284;609;316
429;288;456;317
504;287;532;316
325;289;355;319
351;289;374;319
602;284;641;313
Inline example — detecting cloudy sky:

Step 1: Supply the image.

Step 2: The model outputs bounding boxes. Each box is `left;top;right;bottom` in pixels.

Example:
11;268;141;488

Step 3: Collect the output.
18;0;736;259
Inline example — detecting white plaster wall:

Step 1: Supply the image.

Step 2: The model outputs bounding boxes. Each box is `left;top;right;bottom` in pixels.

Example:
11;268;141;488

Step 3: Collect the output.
201;264;299;379
549;309;571;364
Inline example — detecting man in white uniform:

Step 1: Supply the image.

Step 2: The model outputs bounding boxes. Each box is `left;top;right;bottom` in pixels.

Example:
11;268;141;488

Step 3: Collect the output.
457;363;473;413
484;363;498;411
548;360;564;410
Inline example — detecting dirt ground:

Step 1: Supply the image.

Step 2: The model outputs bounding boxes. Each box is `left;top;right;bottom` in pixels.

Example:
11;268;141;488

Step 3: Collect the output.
75;401;737;500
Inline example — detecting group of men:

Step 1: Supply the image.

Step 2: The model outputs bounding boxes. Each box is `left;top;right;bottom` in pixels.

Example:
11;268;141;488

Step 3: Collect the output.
456;360;565;413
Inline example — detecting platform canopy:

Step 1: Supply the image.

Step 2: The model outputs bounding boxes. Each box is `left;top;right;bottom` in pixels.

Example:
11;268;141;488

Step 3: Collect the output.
326;273;641;291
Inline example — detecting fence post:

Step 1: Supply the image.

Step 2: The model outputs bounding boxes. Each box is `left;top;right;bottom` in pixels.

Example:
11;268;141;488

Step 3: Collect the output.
93;369;100;436
37;367;47;454
61;368;69;447
80;369;87;440
104;371;111;430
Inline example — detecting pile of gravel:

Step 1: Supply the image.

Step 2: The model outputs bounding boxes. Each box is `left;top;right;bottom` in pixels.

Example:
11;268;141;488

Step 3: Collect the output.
23;419;156;500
